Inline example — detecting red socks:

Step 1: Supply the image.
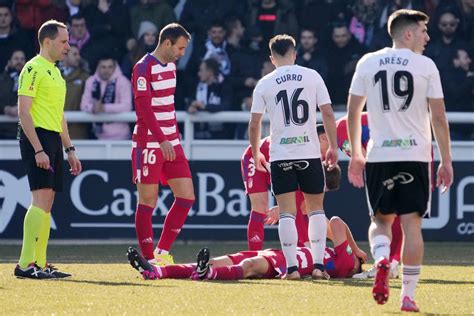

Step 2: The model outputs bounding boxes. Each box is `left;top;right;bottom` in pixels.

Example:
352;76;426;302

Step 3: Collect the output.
390;216;402;262
295;206;309;247
162;264;196;279
209;265;244;280
161;264;244;280
157;197;194;251
247;211;265;250
135;204;155;260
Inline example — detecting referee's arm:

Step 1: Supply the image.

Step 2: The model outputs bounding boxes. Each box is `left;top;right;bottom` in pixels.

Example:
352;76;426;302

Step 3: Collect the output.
18;95;43;154
60;114;73;149
60;114;82;175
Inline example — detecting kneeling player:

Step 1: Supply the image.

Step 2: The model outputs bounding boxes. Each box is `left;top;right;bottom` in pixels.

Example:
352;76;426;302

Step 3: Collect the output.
240;125;328;251
336;112;401;279
127;216;367;280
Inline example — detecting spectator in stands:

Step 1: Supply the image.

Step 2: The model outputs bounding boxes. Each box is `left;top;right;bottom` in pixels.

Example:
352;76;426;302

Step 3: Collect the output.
244;26;267;64
190;20;231;78
456;0;474;43
326;23;365;106
226;18;262;110
234;60;274;139
180;0;246;45
296;0;347;45
60;44;91;139
15;0;69;48
442;48;474;140
0;4;33;71
376;0;427;30
225;16;246;54
80;56;132;140
130;0;175;39
349;0;381;48
296;28;328;80
426;9;468;73
122;20;158;79
68;13;91;51
187;58;233;139
81;0;131;70
247;0;299;45
65;0;81;16
0;49;25;139
370;0;427;51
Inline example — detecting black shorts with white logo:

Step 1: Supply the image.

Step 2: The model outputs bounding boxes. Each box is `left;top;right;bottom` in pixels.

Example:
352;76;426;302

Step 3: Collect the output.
365;161;431;217
19;127;63;192
270;158;325;195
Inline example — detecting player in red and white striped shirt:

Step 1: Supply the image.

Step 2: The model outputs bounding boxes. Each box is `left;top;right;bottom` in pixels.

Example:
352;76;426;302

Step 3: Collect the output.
127;216;367;280
131;23;194;266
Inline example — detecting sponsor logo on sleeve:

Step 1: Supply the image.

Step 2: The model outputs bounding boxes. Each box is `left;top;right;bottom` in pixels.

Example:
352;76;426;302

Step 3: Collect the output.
137;77;147;91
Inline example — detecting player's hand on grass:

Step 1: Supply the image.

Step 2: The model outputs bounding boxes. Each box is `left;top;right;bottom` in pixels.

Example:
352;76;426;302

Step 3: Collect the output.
160;140;175;161
354;248;368;263
35;151;50;170
325;147;338;171
437;161;453;193
265;206;279;225
67;152;82;176
348;155;365;188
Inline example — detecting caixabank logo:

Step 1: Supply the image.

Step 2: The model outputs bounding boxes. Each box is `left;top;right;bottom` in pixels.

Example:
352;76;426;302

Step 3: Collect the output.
1;161;473;240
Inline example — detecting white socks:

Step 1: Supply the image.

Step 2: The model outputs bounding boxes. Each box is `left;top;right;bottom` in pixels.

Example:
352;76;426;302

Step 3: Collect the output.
278;213;298;270
401;265;421;300
370;234;391;261
308;211;327;265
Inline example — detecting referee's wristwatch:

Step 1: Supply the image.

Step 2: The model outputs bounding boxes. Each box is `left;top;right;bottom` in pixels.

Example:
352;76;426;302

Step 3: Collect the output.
64;146;76;154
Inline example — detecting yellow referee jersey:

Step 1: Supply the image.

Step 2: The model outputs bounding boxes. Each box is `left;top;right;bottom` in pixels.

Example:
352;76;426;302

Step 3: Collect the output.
18;55;66;133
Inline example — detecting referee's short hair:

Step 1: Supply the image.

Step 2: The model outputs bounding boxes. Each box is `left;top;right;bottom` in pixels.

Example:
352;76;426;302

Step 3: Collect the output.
388;9;429;39
269;34;296;57
158;23;191;46
38;19;67;45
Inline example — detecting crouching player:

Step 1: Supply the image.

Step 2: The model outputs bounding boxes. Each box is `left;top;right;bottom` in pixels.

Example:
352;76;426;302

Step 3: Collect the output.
127;215;367;280
241;125;328;250
336;112;401;279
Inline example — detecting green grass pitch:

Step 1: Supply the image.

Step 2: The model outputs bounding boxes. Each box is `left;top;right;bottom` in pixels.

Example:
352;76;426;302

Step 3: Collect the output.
0;242;473;315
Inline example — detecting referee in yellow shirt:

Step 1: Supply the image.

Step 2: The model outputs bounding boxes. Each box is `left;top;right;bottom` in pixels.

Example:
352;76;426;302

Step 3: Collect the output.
14;20;82;279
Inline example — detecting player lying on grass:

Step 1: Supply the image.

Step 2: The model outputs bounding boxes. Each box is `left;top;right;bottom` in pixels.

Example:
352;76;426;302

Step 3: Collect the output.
127;215;367;280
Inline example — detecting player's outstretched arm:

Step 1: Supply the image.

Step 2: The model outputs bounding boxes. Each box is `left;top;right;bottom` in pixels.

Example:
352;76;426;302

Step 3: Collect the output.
328;216;367;262
347;94;367;188
429;98;453;193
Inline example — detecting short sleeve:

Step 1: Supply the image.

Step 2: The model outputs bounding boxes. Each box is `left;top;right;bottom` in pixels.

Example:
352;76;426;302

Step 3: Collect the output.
315;72;331;106
18;63;42;97
251;81;266;114
426;59;444;99
132;62;152;99
349;59;366;97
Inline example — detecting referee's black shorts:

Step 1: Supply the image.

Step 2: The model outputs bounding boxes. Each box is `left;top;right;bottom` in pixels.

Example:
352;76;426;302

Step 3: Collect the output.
19;127;63;192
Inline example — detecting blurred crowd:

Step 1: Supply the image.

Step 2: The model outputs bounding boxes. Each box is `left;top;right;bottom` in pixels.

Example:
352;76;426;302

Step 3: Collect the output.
0;0;473;140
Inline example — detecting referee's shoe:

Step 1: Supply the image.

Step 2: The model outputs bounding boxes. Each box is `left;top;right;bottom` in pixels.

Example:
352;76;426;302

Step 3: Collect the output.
43;263;72;278
14;263;53;279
